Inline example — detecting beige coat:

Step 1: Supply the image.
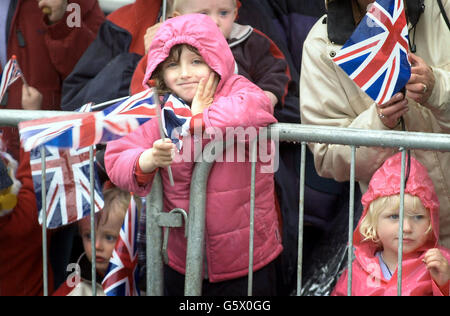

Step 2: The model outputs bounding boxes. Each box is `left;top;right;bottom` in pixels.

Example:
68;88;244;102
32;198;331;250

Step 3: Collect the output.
300;0;450;247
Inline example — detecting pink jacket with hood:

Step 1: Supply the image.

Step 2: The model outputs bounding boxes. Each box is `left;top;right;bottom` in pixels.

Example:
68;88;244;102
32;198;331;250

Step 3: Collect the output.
105;14;282;282
332;153;450;296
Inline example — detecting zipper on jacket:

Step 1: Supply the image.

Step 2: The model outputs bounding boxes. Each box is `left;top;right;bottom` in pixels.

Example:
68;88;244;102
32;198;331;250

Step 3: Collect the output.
16;29;26;47
6;0;18;44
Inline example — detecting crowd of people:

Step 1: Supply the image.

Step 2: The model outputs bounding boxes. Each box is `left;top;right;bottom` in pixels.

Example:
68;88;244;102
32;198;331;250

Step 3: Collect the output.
0;0;449;296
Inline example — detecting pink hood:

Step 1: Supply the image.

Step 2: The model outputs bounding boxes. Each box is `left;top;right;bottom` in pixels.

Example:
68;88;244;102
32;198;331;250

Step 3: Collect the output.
142;14;234;93
333;153;450;296
359;152;440;248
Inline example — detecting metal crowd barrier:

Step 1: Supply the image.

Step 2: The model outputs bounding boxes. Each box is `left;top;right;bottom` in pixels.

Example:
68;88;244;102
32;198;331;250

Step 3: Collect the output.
1;109;450;296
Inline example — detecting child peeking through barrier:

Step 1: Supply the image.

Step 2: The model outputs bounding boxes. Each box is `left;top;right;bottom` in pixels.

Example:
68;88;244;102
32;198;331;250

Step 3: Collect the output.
53;184;141;296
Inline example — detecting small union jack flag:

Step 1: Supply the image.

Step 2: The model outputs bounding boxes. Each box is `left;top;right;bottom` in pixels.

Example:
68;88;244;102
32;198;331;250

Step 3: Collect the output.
161;94;193;151
102;196;140;296
0;55;24;103
19;89;158;151
30;145;104;228
332;0;411;104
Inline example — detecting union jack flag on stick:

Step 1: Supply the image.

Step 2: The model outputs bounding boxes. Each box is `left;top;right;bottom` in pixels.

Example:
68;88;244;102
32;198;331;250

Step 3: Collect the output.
19;89;158;151
0;55;25;102
30;145;104;228
102;196;140;296
332;0;411;104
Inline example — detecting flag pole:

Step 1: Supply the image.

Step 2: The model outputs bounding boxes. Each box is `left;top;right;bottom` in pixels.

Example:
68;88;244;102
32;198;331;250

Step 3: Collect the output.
91;96;130;111
153;86;175;186
11;55;29;92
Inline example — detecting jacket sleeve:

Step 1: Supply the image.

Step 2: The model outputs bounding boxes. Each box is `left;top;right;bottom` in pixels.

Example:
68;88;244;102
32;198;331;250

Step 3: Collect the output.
104;120;159;197
203;75;277;133
0;150;38;232
239;30;290;107
426;66;450;131
299;22;396;183
61;20;142;111
44;0;105;80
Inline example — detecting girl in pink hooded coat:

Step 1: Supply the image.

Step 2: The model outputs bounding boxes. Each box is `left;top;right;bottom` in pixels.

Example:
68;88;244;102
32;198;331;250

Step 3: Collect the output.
332;153;450;296
104;14;282;295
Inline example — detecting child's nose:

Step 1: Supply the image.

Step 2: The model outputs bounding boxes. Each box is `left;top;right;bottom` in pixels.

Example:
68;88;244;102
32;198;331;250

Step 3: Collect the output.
211;14;220;27
180;64;190;77
95;238;103;251
402;218;413;233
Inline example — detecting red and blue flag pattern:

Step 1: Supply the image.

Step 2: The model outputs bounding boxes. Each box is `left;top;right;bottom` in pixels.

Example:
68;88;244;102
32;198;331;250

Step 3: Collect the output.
30;146;104;228
19;89;158;151
161;94;193;151
102;196;140;296
332;0;411;104
0;56;24;102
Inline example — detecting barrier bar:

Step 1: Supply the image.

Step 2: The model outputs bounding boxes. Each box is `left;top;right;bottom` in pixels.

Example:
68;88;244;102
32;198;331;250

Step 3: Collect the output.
40;146;48;296
347;146;356;296
397;149;407;296
89;146;97;296
297;142;306;295
146;173;164;296
247;139;258;296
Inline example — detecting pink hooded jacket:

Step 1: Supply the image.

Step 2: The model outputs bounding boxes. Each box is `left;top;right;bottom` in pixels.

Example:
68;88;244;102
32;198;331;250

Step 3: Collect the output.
105;14;282;282
332;153;450;296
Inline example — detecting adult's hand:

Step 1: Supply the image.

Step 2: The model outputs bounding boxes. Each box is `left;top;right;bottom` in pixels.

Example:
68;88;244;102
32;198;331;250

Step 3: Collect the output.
37;0;68;25
405;53;435;105
376;92;409;129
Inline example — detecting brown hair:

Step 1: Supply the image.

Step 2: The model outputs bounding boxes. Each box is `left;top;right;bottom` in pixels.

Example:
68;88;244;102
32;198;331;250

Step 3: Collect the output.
99;186;142;227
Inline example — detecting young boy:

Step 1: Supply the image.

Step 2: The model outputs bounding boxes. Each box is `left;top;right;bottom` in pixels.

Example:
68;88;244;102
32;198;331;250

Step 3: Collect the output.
53;184;140;296
332;153;450;296
130;0;290;109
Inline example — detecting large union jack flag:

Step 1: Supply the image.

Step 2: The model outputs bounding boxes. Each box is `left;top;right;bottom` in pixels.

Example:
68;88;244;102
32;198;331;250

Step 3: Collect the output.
1;55;24;102
19;89;158;151
30;146;104;228
332;0;411;104
102;196;140;296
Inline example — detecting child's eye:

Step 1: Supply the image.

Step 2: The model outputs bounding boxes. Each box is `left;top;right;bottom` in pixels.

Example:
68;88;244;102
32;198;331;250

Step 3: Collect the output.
389;214;399;220
165;62;178;68
82;233;91;241
219;10;230;17
192;59;204;65
412;215;425;221
105;234;117;243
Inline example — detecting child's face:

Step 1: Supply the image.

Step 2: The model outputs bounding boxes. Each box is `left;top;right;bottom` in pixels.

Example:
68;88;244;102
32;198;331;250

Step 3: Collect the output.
376;195;431;257
162;46;214;103
174;0;237;39
79;207;124;276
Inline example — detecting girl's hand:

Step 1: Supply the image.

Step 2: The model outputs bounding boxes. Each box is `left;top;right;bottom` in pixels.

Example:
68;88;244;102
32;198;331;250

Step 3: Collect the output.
424;248;450;288
191;72;219;116
405;53;435;105
22;84;43;110
38;0;68;24
138;138;175;173
376;92;409;129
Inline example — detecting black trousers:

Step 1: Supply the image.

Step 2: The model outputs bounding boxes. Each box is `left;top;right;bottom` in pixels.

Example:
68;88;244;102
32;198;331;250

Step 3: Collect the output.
164;256;279;296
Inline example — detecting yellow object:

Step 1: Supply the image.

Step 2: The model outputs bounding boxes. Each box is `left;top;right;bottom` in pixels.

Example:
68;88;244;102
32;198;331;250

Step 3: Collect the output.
0;187;18;212
42;7;52;15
